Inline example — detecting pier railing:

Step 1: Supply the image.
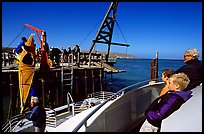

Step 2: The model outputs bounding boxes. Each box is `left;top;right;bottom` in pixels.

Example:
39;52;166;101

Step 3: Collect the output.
59;51;116;67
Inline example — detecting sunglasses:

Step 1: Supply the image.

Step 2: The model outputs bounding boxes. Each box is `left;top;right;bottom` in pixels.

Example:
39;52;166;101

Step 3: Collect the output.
184;55;191;57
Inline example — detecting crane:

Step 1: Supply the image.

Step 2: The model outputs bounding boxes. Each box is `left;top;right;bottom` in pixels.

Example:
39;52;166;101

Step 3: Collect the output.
89;2;130;62
24;24;50;70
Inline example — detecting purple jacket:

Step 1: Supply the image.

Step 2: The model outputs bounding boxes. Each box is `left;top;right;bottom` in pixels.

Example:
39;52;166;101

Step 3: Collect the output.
145;90;192;127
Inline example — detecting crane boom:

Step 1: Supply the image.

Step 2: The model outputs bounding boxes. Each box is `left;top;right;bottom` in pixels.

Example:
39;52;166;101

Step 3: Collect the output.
89;2;129;62
24;24;50;70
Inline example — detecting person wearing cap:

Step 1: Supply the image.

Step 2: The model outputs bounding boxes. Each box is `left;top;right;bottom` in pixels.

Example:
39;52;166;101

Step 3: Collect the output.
15;37;28;54
14;37;28;60
25;96;46;132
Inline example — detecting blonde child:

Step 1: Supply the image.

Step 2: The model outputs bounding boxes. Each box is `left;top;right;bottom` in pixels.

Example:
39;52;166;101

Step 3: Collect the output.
140;72;192;132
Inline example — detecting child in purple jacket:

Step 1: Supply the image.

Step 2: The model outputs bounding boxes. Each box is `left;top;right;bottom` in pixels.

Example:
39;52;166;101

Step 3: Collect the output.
140;72;192;132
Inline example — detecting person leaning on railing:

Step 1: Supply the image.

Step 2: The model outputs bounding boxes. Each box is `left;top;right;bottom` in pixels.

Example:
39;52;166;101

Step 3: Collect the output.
24;96;46;132
174;48;202;90
140;73;192;132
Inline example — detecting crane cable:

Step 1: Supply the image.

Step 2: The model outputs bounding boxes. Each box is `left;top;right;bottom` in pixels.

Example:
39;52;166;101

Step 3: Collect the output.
115;20;129;58
115;19;129;71
4;26;26;50
79;15;104;47
115;20;128;44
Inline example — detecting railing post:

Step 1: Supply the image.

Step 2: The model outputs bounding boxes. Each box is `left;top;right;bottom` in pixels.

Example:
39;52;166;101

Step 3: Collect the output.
67;92;70;112
88;53;91;67
72;104;75;116
54;110;57;128
84;121;87;131
100;54;102;67
9;120;11;132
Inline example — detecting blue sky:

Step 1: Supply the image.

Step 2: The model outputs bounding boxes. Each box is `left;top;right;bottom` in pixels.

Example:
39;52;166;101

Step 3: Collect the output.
2;2;202;60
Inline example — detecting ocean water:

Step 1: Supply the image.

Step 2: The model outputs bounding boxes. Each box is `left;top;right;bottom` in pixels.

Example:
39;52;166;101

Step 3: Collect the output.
104;58;185;92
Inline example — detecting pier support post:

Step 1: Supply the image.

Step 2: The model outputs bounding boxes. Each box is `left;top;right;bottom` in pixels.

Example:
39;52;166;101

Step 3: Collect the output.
99;69;103;91
41;78;45;107
84;70;88;97
150;51;158;83
88;53;91;67
92;70;95;94
8;74;13;119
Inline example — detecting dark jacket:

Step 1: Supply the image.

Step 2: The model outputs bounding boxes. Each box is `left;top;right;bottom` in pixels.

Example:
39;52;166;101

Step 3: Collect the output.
174;59;202;90
145;90;192;127
25;105;46;128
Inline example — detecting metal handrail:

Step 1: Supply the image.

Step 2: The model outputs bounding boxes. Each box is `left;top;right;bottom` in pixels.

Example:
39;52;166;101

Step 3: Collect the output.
2;112;27;132
72;78;162;132
45;91;114;127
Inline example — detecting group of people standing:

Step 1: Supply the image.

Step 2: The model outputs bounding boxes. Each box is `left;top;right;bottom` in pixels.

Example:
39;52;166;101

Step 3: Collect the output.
49;44;80;67
11;36;81;68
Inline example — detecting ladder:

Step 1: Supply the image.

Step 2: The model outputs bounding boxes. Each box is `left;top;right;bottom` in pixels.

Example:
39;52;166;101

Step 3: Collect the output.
61;53;74;104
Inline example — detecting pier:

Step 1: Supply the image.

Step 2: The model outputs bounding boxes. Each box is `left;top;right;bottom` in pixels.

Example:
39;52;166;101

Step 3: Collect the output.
2;51;125;123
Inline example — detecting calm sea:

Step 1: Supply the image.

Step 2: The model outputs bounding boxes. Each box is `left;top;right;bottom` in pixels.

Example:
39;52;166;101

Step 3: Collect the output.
104;58;186;92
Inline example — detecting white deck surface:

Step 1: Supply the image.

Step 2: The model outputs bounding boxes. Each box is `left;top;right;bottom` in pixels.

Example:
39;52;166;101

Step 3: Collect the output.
45;98;119;132
161;84;202;132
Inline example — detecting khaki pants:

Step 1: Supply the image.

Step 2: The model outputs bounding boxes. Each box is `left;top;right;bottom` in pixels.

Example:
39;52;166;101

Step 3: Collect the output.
34;124;45;132
139;119;159;132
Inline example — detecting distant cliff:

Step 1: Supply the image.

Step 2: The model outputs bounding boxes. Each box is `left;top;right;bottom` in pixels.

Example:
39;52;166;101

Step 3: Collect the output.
81;50;136;59
2;47;136;59
105;51;136;59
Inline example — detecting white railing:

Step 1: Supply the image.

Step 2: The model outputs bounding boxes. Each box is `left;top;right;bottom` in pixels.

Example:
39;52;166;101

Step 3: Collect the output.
45;91;119;128
2;113;26;132
72;79;163;132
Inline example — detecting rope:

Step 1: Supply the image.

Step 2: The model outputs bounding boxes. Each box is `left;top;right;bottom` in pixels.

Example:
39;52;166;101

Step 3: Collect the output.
4;26;26;50
79;15;104;47
115;20;130;70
